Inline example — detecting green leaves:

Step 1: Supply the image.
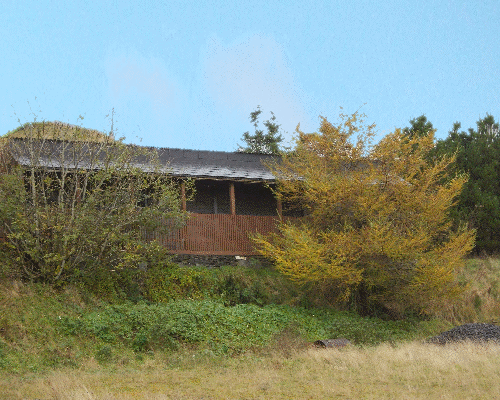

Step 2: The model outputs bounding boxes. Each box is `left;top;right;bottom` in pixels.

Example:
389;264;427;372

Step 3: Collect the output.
435;114;500;253
239;106;284;154
57;300;428;355
0;120;189;289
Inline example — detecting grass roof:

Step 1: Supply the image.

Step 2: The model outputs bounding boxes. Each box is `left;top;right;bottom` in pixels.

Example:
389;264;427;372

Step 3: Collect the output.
3;121;114;143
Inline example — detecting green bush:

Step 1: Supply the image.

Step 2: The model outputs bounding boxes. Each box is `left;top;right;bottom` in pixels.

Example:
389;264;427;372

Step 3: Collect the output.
0;121;190;289
144;263;303;307
145;264;211;302
58;300;430;355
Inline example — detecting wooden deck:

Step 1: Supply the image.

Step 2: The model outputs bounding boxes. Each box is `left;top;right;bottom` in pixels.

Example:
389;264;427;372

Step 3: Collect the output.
145;213;292;255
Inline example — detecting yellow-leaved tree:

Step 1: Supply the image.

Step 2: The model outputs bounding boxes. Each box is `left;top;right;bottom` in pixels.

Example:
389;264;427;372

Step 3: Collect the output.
253;112;475;317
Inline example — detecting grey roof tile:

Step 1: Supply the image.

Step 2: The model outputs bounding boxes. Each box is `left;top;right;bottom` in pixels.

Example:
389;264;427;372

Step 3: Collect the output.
8;139;279;182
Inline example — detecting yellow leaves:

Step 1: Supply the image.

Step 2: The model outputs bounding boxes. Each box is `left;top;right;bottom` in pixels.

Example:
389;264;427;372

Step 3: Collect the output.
254;223;363;298
254;110;476;315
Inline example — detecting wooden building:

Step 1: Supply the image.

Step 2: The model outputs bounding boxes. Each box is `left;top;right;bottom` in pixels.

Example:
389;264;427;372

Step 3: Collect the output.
1;138;293;256
152;147;292;256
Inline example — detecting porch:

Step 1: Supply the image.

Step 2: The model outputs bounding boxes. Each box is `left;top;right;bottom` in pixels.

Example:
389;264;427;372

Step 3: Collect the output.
145;213;293;255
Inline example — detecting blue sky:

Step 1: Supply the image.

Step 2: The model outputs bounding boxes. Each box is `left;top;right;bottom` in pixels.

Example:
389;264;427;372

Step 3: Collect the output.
1;0;499;151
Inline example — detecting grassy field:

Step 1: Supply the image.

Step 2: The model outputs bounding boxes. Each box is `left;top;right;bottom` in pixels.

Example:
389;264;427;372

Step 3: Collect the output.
2;341;500;399
1;256;500;399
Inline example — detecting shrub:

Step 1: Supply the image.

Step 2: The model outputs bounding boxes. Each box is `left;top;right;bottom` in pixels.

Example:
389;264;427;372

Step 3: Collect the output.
0;120;191;291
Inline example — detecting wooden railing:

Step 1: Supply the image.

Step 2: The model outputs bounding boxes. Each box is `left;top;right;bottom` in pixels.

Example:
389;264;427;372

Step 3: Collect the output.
145;213;293;255
0;213;292;254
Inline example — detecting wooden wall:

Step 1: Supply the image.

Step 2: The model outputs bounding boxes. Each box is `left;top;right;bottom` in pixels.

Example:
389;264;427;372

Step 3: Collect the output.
143;213;295;255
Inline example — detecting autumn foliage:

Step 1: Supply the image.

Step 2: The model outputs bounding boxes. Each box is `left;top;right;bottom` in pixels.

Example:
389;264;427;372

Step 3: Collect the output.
254;112;475;316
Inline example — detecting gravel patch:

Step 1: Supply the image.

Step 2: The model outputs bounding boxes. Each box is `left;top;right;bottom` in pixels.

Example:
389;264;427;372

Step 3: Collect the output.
427;323;500;345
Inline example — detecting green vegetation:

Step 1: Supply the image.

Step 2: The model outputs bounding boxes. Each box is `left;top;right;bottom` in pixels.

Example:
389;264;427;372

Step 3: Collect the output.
0;271;444;375
434;114;500;253
2;255;499;376
0;119;191;292
403;113;500;253
238;106;284;154
144;263;300;306
403;114;435;139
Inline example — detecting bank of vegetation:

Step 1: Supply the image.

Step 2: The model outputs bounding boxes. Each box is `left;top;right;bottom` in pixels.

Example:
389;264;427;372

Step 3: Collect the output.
1;255;500;374
0;255;500;398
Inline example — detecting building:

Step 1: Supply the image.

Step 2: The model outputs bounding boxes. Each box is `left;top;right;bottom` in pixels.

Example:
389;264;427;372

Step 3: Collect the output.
1;137;294;257
151;147;292;256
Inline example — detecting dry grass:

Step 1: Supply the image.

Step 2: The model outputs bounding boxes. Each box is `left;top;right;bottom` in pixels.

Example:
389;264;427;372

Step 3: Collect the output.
3;341;500;399
437;256;500;324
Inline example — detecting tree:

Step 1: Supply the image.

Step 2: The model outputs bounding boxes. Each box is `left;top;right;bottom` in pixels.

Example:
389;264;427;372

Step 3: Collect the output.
403;115;435;139
253;112;475;317
0;119;189;290
434;114;500;253
239;106;284;154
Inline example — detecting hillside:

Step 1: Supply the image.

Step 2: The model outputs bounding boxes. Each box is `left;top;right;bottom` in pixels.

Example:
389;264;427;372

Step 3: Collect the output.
3;121;113;143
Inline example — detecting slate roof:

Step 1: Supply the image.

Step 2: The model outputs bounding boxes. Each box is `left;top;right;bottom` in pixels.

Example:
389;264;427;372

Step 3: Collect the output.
156;148;277;181
6;138;279;182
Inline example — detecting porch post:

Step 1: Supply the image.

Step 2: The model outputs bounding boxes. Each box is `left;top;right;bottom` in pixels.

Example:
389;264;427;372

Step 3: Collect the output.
277;197;283;219
181;181;187;211
75;173;82;203
229;182;236;215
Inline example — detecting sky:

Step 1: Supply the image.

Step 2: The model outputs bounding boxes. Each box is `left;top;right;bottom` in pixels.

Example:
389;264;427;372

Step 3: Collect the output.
1;0;499;151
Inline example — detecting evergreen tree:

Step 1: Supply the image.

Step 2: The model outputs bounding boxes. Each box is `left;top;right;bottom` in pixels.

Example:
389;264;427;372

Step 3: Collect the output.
403;115;434;139
239;106;283;154
435;114;500;253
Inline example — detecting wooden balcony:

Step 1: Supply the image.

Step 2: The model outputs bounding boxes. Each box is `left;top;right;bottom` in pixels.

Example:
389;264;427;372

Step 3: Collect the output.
145;213;293;256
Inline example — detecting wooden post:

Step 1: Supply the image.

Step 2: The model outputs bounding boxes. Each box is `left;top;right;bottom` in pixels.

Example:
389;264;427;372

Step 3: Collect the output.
181;182;187;211
75;174;82;203
277;197;283;219
229;182;236;215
